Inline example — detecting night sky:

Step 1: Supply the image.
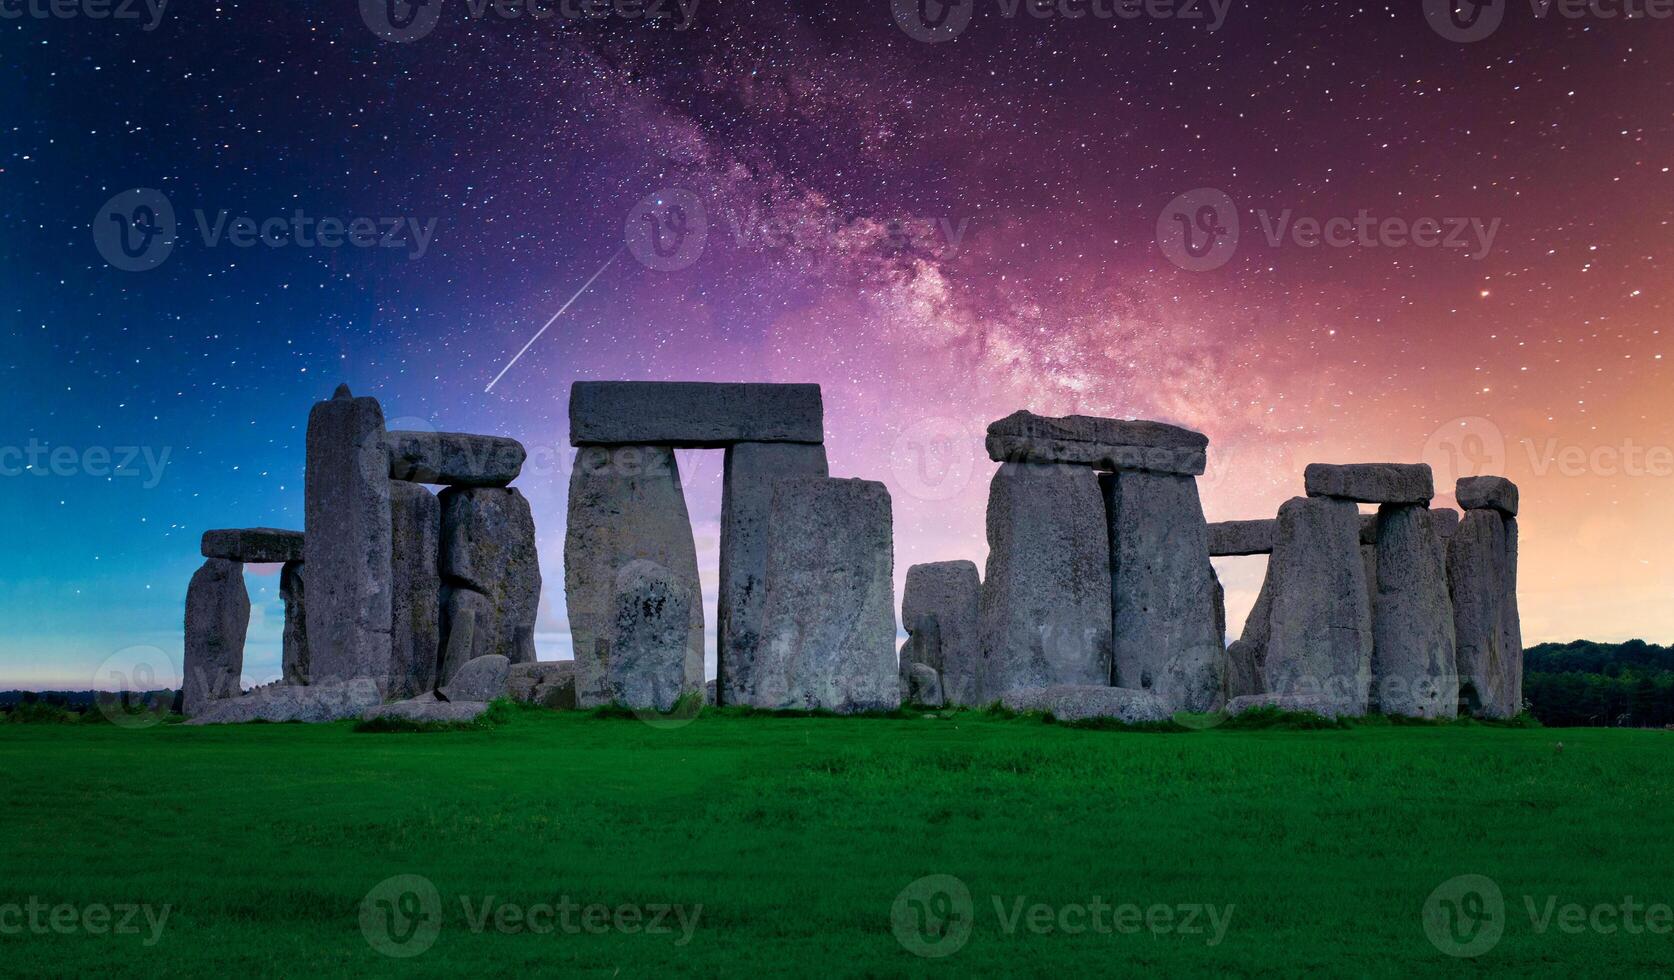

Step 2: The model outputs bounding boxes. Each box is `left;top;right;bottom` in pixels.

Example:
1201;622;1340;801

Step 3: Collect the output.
4;0;1671;688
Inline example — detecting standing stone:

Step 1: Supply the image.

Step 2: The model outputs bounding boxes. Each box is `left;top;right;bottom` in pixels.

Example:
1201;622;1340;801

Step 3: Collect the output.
438;587;491;685
183;558;250;718
304;384;393;691
716;442;829;706
900;561;982;706
390;482;442;699
565;446;703;708
1449;508;1523;719
1102;469;1224;713
1226;567;1272;699
980;463;1113;700
439;486;540;676
607;561;695;711
280;561;308;686
750;478;898;712
1430;507;1461;543
903;662;945;707
1211;566;1227;647
1265;496;1373;715
1371;505;1458;718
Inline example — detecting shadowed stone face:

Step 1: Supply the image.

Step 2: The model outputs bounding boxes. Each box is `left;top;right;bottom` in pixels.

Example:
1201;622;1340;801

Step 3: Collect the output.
1265;496;1373;715
183;557;249;718
438;486;540;680
1370;504;1458;719
608;560;695;712
900;560;982;706
280;561;308;686
390;482;442;699
1449;509;1523;719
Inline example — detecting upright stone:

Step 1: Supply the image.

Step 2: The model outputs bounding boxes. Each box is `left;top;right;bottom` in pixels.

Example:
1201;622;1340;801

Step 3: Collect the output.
183;558;250;718
750;478;897;712
980;463;1113;700
716;442;829;706
607;560;695;711
1265;496;1373;715
304;384;393;691
1449;506;1523;719
280;561;309;685
1371;504;1458;718
565;446;703;708
1430;507;1461;544
1102;469;1224;713
1226;567;1272;699
439;486;540;672
390;482;442;699
900;561;982;706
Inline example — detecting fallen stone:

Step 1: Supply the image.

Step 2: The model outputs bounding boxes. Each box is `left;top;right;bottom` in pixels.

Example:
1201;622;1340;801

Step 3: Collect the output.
1103;469;1224;713
439;486;540;666
361;694;491;725
387;430;527;487
1224;692;1349;720
185;679;382;725
200;527;304;564
1000;685;1173;724
304;384;393;690
980;463;1113;700
1208;519;1276;556
569;381;824;447
900;561;982;706
1457;475;1519;516
1370;505;1458;718
439;654;510;703
607;560;695;711
1265;496;1373;715
565;445;704;708
389;482;441;700
903;662;944;707
750;478;898;712
183;558;250;718
280;561;308;686
716;441;829;706
1448;510;1523;719
1305;463;1435;504
508;661;577;709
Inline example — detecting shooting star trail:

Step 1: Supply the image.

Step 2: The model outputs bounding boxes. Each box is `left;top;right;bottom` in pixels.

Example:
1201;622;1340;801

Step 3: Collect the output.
484;245;627;393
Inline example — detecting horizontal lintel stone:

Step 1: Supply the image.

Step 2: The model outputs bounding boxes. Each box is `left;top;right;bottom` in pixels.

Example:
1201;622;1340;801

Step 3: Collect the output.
387;430;526;487
1208;519;1277;556
569;381;824;447
1304;463;1434;504
201;527;305;563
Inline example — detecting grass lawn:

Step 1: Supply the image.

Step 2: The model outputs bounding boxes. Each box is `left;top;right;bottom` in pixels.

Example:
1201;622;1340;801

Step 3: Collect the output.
1;708;1671;976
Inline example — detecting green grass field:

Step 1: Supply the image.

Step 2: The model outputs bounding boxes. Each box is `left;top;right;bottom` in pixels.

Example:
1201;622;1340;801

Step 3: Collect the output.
2;708;1671;976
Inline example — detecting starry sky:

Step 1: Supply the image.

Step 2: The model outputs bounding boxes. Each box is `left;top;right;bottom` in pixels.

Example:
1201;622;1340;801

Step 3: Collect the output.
3;0;1671;688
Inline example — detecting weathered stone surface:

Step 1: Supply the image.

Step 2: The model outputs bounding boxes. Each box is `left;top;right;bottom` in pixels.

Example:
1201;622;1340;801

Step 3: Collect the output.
361;694;492;724
716;441;829;706
439;654;510;703
750;478;898;712
988;411;1208;450
705;679;717;706
1224;692;1350;720
201;527;304;564
280;561;309;686
565;446;704;708
1371;505;1458;718
1265;496;1373;715
1449;510;1523;719
183;558;249;718
1431;507;1461;542
1208;519;1276;557
986;434;1207;477
507;661;577;708
1211;566;1227;646
980;463;1113;699
304;384;393;690
569;381;824;447
1305;463;1435;504
390;482;441;699
1226;567;1274;699
185;679;381;725
1359;514;1379;546
1457;476;1519;516
439;486;540;667
387;430;527;487
1102;470;1224;712
605;560;695;711
899;561;982;706
438;588;490;686
903;662;944;707
1000;685;1173;724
